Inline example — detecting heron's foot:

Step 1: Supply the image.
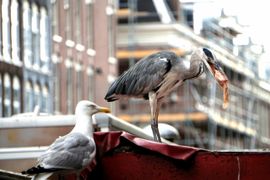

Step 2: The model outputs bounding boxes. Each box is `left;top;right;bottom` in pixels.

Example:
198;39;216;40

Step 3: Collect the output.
151;120;162;142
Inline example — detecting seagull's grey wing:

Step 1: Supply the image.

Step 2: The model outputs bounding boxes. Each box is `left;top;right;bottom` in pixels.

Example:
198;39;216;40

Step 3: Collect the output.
105;51;175;101
38;132;96;170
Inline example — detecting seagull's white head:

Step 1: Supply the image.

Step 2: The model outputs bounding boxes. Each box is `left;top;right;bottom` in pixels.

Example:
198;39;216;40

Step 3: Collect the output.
75;100;110;116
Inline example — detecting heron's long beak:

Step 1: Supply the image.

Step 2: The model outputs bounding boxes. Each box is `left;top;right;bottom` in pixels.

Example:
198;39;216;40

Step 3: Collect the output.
97;106;111;113
202;59;228;85
204;60;229;109
209;63;228;87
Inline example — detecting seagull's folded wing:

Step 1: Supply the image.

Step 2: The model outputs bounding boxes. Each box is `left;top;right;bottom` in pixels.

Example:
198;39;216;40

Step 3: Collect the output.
38;133;96;170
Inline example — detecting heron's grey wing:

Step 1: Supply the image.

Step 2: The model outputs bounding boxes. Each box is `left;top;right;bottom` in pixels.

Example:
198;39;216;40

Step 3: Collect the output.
38;133;96;170
105;52;173;101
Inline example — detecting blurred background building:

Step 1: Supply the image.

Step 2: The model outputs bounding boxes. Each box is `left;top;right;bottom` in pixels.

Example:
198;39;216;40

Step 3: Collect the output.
1;0;270;156
0;0;52;117
114;0;270;149
51;0;117;114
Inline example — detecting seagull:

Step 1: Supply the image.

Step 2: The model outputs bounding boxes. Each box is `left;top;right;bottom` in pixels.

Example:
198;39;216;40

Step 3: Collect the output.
105;48;228;142
22;100;110;179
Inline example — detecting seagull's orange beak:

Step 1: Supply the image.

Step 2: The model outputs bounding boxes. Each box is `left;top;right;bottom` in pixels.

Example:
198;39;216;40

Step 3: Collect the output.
97;106;111;113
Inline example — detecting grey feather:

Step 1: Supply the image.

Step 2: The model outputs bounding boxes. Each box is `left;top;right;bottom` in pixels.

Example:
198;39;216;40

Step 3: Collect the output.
38;133;95;170
104;48;225;142
22;101;108;177
105;51;179;101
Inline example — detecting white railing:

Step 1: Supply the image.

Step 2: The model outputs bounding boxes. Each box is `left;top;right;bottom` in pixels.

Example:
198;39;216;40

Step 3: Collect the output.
0;115;75;129
0;113;173;160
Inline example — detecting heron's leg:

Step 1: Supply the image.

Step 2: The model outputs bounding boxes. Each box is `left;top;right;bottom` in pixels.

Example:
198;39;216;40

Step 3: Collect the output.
154;98;163;142
149;92;162;142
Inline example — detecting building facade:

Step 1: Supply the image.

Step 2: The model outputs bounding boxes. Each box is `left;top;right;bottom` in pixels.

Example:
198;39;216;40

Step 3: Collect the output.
0;0;52;117
51;0;117;114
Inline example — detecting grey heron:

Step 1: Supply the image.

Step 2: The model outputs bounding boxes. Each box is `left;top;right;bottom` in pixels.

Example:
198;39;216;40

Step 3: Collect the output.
22;100;110;179
105;48;228;142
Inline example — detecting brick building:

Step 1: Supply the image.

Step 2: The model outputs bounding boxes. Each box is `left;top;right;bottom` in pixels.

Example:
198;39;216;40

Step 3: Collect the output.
0;0;52;117
51;0;117;114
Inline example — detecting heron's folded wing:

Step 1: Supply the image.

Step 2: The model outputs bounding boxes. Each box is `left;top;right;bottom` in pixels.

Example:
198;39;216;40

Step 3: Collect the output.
105;55;172;99
38;133;96;170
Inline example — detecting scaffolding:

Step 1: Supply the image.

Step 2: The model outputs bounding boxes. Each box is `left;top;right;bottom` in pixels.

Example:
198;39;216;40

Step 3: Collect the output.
116;0;270;150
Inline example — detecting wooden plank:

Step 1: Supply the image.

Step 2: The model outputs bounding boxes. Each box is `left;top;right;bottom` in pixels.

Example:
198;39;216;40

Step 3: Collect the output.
117;48;186;59
118;112;208;122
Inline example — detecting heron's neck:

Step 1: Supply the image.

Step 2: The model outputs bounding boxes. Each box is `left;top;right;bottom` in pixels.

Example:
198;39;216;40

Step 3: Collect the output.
71;114;93;137
183;53;203;80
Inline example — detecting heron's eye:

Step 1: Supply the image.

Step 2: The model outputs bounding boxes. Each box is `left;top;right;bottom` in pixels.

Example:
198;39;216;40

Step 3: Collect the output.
207;59;214;64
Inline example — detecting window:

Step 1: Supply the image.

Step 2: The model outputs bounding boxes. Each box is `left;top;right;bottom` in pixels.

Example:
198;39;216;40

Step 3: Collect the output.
2;0;11;62
64;0;70;9
52;0;59;35
107;1;115;58
76;62;82;101
42;85;49;112
86;2;94;50
40;7;49;72
23;0;32;68
0;74;2;116
32;3;40;69
52;54;60;112
65;0;72;40
4;73;11;117
25;81;34;112
75;0;81;44
87;66;94;101
182;6;194;28
0;1;2;59
66;58;73;113
34;83;41;110
11;0;20;64
13;76;20;114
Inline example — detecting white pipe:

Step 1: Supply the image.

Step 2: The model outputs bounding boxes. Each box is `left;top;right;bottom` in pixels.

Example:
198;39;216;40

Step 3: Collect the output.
0;114;174;160
0;113;174;144
0;115;75;129
0;146;48;160
106;114;174;145
0;113;174;160
0;114;171;144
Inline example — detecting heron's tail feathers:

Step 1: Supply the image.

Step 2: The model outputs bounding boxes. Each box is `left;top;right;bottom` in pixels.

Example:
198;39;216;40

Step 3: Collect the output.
104;84;119;102
105;83;117;101
105;79;124;102
104;93;118;102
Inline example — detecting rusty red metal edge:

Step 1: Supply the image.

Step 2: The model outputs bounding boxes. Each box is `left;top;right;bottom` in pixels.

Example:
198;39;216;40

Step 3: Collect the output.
65;132;270;180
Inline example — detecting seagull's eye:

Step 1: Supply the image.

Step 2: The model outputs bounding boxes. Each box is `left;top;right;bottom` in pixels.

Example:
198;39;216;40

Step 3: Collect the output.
88;104;95;109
